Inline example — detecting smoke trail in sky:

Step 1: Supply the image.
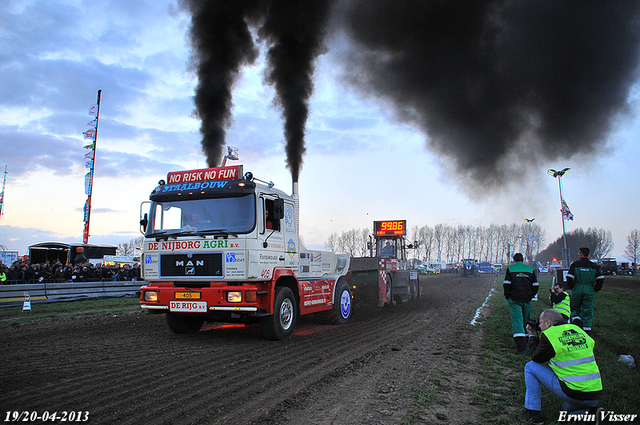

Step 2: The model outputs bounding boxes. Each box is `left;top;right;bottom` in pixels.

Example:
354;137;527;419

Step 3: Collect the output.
339;0;640;188
182;0;333;180
182;0;640;190
260;0;336;182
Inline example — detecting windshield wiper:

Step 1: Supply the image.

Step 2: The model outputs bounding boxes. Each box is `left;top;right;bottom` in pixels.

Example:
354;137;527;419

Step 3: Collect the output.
150;229;239;239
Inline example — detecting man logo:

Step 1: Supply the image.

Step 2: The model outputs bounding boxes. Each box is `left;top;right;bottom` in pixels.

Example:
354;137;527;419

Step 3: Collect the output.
176;260;204;267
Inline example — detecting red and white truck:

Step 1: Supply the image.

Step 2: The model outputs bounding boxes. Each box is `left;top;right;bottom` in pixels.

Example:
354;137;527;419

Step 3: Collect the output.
138;164;352;340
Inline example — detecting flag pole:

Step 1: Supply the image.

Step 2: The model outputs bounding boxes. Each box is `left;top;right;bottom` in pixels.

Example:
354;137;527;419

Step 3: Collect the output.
0;165;7;223
558;174;570;267
83;89;101;244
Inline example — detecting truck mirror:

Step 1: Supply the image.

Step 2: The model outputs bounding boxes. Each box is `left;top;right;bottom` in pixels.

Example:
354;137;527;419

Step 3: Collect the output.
273;198;285;219
140;213;148;233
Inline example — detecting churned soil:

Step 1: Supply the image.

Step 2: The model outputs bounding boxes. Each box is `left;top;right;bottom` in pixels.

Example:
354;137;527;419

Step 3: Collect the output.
2;274;500;424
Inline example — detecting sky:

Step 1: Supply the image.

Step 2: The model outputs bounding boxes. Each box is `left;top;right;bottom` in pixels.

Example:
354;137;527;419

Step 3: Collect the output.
1;0;639;261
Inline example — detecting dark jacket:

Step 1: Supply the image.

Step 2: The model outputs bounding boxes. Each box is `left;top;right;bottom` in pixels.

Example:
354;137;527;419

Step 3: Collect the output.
567;257;604;291
503;261;539;302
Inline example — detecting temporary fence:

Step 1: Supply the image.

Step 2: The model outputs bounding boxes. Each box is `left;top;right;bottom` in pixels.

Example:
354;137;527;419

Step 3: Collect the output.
0;280;144;307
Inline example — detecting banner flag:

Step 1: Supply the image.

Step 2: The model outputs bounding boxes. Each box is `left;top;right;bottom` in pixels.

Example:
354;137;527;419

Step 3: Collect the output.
85;159;93;169
561;198;574;221
87;118;98;127
88;104;98;116
83;128;95;140
83;143;95;150
83;201;90;222
85;173;92;195
85;150;94;160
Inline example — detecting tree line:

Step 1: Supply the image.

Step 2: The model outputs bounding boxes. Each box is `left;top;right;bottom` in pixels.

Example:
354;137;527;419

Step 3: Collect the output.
113;226;640;268
325;222;546;264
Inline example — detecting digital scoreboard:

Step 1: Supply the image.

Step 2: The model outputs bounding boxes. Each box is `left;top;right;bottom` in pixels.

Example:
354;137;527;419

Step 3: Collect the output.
374;220;406;236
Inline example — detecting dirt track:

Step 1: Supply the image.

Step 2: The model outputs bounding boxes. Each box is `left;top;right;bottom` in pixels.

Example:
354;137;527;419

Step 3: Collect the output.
2;274;496;425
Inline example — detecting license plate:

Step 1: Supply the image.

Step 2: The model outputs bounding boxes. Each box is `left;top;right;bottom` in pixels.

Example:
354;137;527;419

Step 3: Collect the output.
175;291;201;299
170;301;207;312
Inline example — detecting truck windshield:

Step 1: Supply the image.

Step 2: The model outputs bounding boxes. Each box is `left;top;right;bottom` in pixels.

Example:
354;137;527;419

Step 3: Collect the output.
146;194;255;237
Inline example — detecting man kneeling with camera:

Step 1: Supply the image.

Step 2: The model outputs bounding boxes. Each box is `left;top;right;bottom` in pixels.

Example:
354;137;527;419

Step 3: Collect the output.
518;309;603;424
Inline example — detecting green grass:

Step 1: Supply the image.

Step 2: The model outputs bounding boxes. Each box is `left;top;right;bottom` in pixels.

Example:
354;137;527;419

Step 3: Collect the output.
478;276;640;424
0;296;141;325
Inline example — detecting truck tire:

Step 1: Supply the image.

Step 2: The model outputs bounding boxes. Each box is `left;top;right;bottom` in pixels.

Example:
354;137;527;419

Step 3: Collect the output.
166;313;204;334
385;275;395;307
261;286;297;340
315;278;352;325
412;278;420;300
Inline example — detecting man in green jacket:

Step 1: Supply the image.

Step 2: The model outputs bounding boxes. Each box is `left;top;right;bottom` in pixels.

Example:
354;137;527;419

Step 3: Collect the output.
518;309;602;424
567;247;604;333
503;253;538;353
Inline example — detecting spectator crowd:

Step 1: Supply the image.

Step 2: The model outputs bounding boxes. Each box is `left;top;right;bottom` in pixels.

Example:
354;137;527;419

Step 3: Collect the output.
0;260;141;285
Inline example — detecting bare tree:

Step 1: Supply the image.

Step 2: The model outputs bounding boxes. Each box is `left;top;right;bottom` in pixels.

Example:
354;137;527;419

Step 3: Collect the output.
625;229;640;273
419;225;434;262
324;232;339;252
433;223;445;262
117;236;144;257
484;224;498;264
589;227;614;260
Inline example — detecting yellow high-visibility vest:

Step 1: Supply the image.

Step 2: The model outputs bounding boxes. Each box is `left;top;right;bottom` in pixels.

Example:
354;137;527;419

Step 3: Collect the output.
543;324;602;393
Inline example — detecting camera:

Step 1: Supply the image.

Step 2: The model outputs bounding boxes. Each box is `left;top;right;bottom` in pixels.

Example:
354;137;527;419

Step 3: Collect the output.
526;318;540;333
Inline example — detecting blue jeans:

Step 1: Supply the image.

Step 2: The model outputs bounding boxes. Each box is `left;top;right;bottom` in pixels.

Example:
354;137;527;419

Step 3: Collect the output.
524;361;598;412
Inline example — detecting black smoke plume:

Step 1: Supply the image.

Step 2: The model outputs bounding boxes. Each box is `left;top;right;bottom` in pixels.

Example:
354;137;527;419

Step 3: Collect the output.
180;0;269;168
339;0;640;189
260;0;336;182
182;0;640;190
181;0;334;180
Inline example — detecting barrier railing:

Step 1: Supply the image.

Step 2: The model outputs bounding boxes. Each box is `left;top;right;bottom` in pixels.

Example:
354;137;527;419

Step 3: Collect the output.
0;280;145;307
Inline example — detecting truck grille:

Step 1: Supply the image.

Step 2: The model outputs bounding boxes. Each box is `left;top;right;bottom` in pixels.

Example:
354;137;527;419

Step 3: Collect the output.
160;253;223;278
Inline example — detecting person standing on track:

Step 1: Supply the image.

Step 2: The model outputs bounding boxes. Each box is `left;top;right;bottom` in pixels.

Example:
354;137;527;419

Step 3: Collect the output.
504;253;539;354
566;247;604;334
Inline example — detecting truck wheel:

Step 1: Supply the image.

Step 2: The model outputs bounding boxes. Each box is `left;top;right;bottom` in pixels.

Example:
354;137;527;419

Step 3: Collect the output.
166;313;204;334
385;275;395;307
315;278;352;325
413;278;421;300
261;286;297;340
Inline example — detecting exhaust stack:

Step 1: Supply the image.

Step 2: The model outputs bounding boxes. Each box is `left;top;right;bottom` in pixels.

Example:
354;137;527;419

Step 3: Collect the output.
293;181;299;241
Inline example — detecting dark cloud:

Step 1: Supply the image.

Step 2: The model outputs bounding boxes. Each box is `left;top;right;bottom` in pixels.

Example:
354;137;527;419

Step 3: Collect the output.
337;0;640;189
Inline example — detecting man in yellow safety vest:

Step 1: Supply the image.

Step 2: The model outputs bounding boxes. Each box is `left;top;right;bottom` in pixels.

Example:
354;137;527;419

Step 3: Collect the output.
517;309;602;424
550;281;571;322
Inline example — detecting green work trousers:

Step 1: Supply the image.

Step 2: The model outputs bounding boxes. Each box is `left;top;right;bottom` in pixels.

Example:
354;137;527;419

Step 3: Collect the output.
571;284;596;330
508;298;532;337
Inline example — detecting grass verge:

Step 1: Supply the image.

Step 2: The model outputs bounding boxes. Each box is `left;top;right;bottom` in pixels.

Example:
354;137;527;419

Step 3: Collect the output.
477;275;640;424
0;296;141;326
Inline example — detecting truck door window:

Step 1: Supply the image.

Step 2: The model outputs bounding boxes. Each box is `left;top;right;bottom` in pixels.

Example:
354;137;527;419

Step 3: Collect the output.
153;204;182;231
264;198;281;232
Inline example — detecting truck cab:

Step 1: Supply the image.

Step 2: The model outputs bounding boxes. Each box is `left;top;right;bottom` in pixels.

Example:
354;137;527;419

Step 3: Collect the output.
139;165;351;340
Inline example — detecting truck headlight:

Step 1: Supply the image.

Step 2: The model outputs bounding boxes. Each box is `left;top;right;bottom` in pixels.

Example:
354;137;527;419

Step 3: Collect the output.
227;291;242;303
144;291;158;302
